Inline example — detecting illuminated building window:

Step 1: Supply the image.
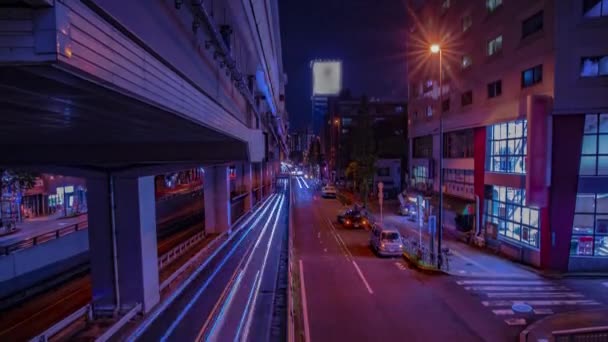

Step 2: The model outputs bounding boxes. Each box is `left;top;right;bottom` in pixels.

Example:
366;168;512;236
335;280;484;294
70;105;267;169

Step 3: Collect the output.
485;186;540;248
486;0;502;13
487;80;502;98
443;169;474;199
521;65;543;88
571;193;608;257
580;56;608;77
579;113;608;176
486;120;527;174
487;35;503;56
462;15;472;32
412;165;429;189
462;54;472;69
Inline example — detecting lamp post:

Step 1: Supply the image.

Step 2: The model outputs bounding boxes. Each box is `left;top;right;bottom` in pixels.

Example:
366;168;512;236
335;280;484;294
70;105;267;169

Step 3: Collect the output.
430;43;444;269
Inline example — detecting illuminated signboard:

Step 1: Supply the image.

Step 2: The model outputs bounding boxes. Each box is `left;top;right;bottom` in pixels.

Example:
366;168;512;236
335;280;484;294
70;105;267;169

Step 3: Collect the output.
312;60;342;96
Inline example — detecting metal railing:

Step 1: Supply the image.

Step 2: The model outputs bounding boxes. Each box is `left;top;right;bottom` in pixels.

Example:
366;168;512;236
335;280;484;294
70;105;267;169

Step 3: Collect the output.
553;326;608;342
230;193;248;224
401;237;451;272
1;220;88;256
29;304;92;342
158;230;206;270
156;186;203;203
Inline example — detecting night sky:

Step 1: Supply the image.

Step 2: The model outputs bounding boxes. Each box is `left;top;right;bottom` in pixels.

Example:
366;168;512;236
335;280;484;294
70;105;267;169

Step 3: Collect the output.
279;0;410;131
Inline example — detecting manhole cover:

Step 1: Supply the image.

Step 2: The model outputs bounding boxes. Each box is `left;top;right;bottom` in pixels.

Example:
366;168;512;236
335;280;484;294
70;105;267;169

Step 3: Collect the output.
512;303;533;313
465;262;473;266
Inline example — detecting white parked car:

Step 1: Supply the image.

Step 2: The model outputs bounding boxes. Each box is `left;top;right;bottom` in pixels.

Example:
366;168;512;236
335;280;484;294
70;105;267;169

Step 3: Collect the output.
321;185;337;198
370;224;403;257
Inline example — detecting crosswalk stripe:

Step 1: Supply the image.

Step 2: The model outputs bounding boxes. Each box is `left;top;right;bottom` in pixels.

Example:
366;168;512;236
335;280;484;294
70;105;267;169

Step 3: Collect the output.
533;308;554;315
505;318;527;326
492;309;515;316
481;299;600;307
464;286;570;292
485;292;584;299
457;280;549;285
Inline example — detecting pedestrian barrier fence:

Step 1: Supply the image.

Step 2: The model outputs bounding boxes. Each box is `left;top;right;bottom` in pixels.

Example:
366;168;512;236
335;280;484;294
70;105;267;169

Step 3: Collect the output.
158;230;206;270
1;221;88;256
29;304;92;342
553;326;608;342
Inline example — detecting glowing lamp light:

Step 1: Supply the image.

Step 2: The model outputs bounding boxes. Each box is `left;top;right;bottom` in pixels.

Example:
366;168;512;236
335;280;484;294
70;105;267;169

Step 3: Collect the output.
430;44;441;54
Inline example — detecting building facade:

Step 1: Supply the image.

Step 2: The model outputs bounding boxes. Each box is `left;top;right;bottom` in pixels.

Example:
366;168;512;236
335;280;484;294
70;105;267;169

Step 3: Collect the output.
407;0;608;272
322;94;408;184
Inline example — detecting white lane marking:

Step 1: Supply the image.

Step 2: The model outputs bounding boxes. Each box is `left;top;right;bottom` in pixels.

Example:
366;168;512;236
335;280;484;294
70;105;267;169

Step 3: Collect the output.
299;260;311;342
481;299;601;307
234;271;260;339
533;308;554;315
457;280;549;285
464;286;571;292
299;177;309;189
204;271;244;340
160;195;283;341
295;177;302;189
486;292;584;299
352;260;374;295
505;318;527;326
492;309;515;316
242;195;286;340
325;218;350;259
127;194;278;341
603;282;608;288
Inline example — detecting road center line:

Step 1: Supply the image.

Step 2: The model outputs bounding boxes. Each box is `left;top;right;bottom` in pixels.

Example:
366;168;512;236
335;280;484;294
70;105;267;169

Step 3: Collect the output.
299;260;311;342
352;260;374;295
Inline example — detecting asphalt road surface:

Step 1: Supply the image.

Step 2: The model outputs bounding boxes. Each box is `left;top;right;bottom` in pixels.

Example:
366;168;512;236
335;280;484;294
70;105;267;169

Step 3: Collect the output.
292;178;522;342
130;182;289;342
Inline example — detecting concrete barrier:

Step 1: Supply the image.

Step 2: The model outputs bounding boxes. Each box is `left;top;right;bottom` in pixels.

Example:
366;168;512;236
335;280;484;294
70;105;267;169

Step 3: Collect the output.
0;230;89;296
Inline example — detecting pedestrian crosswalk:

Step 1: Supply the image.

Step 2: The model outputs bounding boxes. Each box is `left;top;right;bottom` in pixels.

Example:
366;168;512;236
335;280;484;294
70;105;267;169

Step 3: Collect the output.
455;278;602;326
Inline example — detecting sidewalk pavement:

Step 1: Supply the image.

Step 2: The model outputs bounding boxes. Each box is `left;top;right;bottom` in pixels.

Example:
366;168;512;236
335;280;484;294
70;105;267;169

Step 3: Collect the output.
344;194;537;278
521;308;608;342
0;213;87;247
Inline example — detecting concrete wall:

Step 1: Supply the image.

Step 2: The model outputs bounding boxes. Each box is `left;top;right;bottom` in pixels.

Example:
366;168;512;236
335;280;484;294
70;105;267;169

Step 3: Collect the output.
0;229;88;284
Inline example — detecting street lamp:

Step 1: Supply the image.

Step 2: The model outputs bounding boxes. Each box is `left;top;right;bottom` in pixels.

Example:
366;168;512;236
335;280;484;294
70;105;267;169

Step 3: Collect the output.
430;43;444;269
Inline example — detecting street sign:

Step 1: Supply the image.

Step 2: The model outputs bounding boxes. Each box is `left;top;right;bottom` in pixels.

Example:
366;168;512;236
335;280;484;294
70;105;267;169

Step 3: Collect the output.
428;215;436;234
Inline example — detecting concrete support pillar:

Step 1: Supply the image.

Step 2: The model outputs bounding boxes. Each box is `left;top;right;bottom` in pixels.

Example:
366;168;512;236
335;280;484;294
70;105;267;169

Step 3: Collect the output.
87;174;160;316
243;162;253;211
204;166;231;234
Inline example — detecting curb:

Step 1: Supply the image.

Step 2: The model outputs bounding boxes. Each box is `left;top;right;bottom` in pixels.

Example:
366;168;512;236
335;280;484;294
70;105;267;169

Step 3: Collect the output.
519;308;608;342
517;264;608;279
402;251;447;276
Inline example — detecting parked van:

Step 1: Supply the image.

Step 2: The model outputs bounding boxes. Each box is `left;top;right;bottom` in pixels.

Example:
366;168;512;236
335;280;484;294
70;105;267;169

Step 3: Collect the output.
369;224;403;256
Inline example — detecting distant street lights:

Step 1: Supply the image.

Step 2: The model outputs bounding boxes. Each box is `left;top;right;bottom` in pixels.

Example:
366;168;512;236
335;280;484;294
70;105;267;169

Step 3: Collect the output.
430;43;444;269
